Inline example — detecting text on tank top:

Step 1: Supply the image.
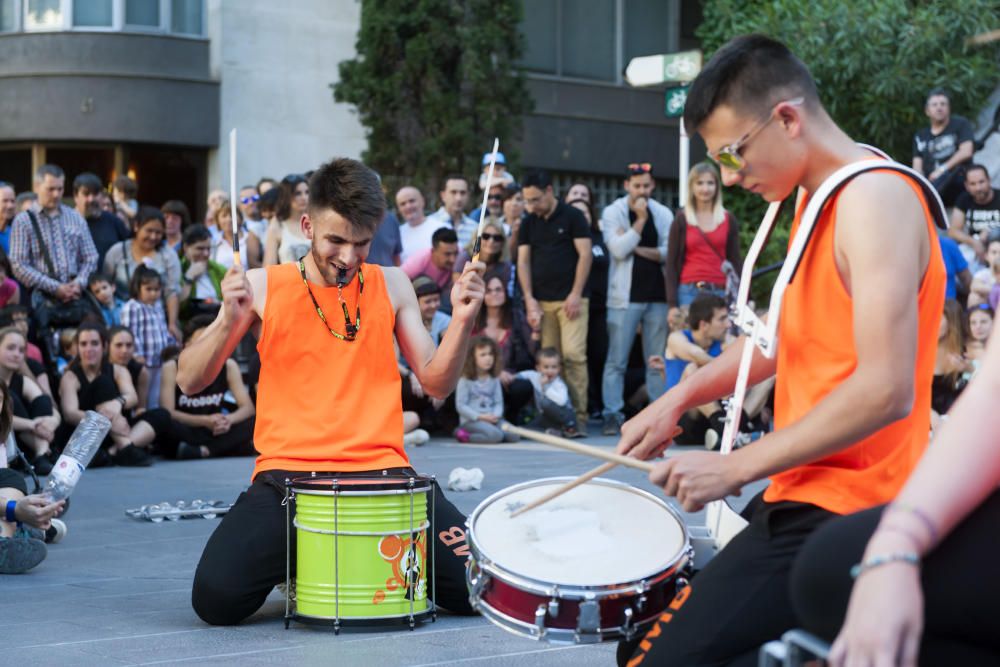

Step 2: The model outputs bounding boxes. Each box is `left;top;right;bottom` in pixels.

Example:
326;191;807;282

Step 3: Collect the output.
174;362;231;415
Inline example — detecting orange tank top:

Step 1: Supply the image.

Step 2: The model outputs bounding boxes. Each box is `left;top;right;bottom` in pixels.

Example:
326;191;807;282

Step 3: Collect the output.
252;262;408;479
764;170;946;514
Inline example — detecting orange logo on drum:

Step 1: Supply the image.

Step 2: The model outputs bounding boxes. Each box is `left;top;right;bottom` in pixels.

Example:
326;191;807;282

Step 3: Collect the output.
372;532;426;605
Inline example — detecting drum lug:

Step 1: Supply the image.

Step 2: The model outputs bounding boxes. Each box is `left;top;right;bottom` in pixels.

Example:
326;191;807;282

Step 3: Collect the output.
622;607;635;640
636;594;647;613
547;598;560;618
533;604;548;638
577;598;600;634
675;576;690;595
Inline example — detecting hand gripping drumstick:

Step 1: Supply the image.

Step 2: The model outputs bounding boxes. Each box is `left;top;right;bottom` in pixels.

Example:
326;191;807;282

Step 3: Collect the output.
471;138;500;264
228;128;241;268
506;426;683;518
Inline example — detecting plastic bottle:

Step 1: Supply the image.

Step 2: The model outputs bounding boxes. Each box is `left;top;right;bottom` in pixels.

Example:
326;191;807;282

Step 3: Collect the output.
44;411;112;502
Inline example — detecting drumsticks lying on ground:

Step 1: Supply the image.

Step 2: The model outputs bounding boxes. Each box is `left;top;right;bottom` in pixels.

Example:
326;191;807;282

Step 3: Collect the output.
502;424;683;518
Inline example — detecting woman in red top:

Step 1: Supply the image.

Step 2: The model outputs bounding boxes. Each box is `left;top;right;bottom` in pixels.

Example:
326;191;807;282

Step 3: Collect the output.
665;162;743;308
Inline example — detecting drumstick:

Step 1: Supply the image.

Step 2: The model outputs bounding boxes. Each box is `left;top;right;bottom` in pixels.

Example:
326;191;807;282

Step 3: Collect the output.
471;138;500;264
509;462;616;518
228;127;241;268
508;426;682;518
501;423;655;472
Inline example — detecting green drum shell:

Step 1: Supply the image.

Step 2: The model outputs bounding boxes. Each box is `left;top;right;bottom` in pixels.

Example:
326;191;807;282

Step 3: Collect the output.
294;484;430;620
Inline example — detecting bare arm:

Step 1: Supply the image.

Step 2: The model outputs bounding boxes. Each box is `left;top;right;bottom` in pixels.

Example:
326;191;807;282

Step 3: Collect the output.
263;221;280;267
59;372;86;426
941;141;974;172
516;244;534;302
160;361;211;428
667;331;715;367
947;207;982;254
633;247;662;261
569;236;592;297
912;156;924;174
136;366;150;410
113;364;138;410
224;358;255;425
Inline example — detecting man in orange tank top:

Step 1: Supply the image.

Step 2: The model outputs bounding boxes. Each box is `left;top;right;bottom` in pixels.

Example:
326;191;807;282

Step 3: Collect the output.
615;35;945;666
176;158;486;626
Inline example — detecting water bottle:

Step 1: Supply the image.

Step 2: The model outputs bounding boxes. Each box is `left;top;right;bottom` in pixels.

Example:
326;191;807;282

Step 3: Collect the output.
44;411;112;502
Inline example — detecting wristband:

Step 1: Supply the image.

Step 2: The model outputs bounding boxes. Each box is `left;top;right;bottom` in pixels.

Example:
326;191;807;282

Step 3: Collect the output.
5;499;17;523
850;551;919;579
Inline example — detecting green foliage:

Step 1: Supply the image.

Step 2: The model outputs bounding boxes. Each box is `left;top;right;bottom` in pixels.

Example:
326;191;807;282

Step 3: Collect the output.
333;0;532;202
698;0;1000;303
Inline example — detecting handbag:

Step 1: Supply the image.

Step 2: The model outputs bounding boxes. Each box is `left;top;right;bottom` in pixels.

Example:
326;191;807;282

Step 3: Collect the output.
26;210;94;327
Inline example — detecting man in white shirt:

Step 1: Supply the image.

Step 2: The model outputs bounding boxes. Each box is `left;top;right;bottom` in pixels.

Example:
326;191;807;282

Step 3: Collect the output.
396;185;447;263
427;175;478;249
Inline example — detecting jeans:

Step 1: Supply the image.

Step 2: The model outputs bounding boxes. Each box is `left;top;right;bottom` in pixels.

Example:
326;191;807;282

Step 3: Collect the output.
677;283;725;307
601;302;668;418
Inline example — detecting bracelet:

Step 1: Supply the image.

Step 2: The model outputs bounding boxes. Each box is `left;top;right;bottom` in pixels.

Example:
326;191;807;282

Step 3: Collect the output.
887;502;939;544
5;499;17;523
875;522;928;552
850;551;920;579
117;395;127;407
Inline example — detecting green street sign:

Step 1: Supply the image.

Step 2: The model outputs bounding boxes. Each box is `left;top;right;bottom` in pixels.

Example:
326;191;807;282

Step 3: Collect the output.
664;85;689;118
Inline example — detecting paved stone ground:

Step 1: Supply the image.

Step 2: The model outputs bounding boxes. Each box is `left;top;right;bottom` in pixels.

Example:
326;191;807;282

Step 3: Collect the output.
4;433;764;667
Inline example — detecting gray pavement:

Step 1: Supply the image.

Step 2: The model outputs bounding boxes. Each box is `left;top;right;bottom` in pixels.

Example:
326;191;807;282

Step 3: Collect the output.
4;434;764;667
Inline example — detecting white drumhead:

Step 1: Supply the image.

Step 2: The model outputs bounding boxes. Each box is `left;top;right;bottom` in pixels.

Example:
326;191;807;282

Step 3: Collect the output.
472;479;687;587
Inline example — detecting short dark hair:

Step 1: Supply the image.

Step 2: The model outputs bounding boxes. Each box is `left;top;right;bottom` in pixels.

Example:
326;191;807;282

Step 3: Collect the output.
107;325;133;346
87;271;113;288
34;164;65;182
431;227;458;247
965;163;990;181
0;304;29;327
308;159;385;233
684;34;820;134
926;87;950;105
136;206;165;229
257;177;276;192
73;172;103;195
182;223;213;247
184;314;216;341
440;174;468;193
522;169;552;190
688;293;728;330
113;175;138;198
129;265;163;300
536;347;561;364
74;322;108;349
161;200;192;228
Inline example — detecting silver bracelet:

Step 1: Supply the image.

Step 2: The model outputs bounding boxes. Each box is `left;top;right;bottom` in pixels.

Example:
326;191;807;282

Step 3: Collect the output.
850;551;920;579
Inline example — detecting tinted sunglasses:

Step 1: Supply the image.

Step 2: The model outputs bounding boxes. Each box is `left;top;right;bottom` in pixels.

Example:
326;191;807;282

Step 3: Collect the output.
481;233;504;242
240;195;260;205
627;162;652;175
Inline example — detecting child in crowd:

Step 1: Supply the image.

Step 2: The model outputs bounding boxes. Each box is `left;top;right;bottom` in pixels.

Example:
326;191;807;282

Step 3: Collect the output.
120;266;176;410
55;328;76;376
965;303;993;372
112;175;138;222
107;326;150;415
0;247;20;308
516;347;577;437
454;336;518;444
969;236;999;307
89;272;124;327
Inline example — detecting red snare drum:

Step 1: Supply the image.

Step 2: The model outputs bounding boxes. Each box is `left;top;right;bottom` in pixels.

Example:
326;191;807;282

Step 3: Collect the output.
467;477;691;644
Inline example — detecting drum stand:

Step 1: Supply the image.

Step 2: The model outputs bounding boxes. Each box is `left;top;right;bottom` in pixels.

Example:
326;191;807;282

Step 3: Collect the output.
283;474;437;634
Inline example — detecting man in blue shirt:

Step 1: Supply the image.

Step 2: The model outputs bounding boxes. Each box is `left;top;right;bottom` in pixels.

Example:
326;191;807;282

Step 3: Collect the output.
938;230;972;301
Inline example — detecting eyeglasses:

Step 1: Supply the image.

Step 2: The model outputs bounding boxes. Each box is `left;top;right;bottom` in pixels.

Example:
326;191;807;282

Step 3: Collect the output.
708;97;804;172
240;195;259;205
487;194;503;201
627;162;652;175
481;233;504;242
968;303;994;313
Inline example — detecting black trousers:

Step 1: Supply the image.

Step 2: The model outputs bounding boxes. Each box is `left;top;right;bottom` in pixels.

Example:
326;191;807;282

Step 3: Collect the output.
791;491;1000;665
617;493;835;667
192;467;475;626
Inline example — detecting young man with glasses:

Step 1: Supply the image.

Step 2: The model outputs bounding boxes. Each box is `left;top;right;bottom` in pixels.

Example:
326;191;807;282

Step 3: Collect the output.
616;35;946;666
178;157;486;626
599;162;673;436
238;185;268;243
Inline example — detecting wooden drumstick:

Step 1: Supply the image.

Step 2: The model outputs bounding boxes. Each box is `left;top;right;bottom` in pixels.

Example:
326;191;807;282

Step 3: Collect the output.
509;462;616;518
228;128;242;268
471;138;500;264
507;426;682;518
501;423;655;472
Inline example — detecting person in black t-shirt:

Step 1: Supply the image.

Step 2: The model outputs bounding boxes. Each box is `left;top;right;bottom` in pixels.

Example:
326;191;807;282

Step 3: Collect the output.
517;169;592;435
72;173;131;270
912;88;975;208
949;163;1000;267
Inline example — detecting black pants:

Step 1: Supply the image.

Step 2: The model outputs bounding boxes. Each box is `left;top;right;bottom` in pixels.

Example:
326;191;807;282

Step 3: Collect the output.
790;491;1000;665
192;467;475;626
617;493;835;667
163;419;256;459
503;377;533;424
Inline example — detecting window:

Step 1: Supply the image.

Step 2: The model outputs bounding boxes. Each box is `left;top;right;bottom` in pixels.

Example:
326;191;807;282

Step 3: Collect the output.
0;0;17;32
74;0;113;27
24;0;61;31
171;0;201;35
624;0;672;62
125;0;160;28
562;0;616;81
519;0;557;74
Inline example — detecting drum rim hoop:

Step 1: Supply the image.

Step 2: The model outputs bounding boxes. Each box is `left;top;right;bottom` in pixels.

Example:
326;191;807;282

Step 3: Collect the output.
290;474;433;494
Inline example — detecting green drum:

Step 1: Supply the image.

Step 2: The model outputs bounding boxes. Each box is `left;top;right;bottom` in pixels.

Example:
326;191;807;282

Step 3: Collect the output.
291;476;433;624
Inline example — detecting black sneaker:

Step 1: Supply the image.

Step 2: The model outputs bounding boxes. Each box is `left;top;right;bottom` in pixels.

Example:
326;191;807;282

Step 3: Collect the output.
0;536;47;574
112;445;153;467
601;414;623;437
89;448;112;468
176;442;202;460
31;452;54;476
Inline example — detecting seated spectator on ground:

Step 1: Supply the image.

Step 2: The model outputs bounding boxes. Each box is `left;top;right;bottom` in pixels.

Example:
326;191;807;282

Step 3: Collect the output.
158;315;255;460
72;172;130;269
932;299;972;428
472;272;536;423
401;227;459;315
212;200;262;269
969;236;1000;307
121;266;177;410
0;181;17;253
0;305;45;368
112;175;139;224
58;323;169;467
161;200;192;254
948;163;1000;271
0;247;20;308
396;185;446;263
103;206;183;341
88;272;124;328
453;336;519;444
0;327;59;474
913;88;974;208
178;224;225;323
516;347;577;436
399;276;455;434
107;326;151;414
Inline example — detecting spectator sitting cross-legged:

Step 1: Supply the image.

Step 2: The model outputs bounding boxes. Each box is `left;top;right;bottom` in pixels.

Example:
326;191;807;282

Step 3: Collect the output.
516;347;577;436
121;266;177;409
454;336;520;444
107;326;152;415
913;87;975;208
103;206;183;341
158;315;255;460
965;304;993;371
0;327;60;475
399;276;455;435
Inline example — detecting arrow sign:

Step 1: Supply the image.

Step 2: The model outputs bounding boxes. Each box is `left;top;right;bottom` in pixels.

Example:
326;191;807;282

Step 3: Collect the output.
625;49;702;87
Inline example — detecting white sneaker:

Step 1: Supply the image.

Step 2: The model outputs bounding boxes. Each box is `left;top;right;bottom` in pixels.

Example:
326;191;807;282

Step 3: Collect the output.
403;429;430;447
704;429;720;451
46;518;67;544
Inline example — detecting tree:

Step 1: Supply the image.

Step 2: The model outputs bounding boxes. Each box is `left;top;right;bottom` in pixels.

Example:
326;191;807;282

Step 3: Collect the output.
333;0;532;201
697;0;1000;303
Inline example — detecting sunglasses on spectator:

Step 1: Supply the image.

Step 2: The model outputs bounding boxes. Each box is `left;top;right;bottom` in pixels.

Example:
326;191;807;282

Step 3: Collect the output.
481;233;504;242
708;97;804;172
627;163;652;175
240;195;260;204
487;194;503;201
968;303;994;313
